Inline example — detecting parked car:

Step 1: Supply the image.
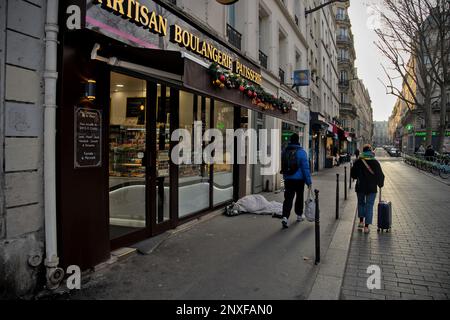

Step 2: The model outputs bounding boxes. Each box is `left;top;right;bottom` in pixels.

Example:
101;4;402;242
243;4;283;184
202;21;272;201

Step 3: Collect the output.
388;148;401;157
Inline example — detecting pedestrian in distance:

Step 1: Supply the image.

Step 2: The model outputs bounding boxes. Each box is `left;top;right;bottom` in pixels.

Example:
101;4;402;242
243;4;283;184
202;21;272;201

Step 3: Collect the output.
351;144;385;234
333;146;340;166
425;145;435;162
280;133;312;229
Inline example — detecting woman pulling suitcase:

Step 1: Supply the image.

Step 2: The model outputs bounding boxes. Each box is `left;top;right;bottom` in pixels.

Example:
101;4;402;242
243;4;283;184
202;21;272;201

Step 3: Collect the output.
350;145;385;234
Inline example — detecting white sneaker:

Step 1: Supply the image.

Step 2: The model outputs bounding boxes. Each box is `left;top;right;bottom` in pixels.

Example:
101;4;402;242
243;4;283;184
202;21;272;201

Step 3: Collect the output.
282;217;288;229
296;216;305;222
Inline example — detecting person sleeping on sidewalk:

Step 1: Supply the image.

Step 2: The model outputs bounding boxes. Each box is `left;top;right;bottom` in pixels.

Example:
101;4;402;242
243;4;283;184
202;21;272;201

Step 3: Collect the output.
350;144;385;234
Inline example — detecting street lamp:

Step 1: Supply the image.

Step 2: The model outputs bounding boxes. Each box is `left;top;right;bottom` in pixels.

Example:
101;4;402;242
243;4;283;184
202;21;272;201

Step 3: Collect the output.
306;0;349;16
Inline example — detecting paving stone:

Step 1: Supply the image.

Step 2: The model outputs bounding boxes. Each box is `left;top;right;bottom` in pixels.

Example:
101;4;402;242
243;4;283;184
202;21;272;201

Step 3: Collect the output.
341;161;450;301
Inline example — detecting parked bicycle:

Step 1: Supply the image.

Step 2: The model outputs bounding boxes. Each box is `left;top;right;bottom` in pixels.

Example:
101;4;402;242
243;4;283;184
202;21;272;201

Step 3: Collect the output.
403;153;450;179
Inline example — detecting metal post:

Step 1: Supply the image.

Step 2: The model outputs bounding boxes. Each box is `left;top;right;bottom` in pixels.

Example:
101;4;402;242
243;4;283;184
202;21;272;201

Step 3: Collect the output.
349;163;352;189
336;174;340;220
344;166;347;200
314;189;320;265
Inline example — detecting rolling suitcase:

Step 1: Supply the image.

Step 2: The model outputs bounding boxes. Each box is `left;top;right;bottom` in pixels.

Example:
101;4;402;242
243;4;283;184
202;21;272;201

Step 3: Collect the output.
377;188;392;232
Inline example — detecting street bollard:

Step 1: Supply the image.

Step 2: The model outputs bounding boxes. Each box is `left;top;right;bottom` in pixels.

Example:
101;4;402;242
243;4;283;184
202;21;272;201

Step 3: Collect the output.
344;167;347;200
336;173;340;220
349;163;352;190
314;189;320;265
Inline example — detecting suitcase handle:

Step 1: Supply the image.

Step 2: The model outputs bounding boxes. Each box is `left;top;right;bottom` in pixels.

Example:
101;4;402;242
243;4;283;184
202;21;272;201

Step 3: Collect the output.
379;187;382;202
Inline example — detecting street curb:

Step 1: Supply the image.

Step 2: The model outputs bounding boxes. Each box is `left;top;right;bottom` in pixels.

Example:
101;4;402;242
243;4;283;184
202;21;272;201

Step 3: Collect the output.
307;192;358;300
416;167;450;186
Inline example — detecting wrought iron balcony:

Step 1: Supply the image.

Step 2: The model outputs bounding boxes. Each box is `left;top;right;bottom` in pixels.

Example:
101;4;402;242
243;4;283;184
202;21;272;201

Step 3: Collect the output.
336;35;352;44
259;50;268;69
339;80;350;87
338;57;351;64
340;103;358;117
336;14;350;23
279;68;285;84
226;24;242;50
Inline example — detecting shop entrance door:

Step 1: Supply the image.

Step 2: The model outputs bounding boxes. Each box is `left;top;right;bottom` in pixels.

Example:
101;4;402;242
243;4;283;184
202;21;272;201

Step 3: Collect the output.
108;72;177;248
109;72;149;244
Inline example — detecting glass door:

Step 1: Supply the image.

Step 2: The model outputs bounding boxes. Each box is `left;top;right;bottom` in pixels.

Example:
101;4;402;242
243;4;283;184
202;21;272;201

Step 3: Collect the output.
155;84;171;226
109;72;147;240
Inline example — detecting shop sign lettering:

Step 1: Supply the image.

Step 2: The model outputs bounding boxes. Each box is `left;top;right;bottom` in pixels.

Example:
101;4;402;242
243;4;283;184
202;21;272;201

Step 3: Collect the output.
91;0;262;84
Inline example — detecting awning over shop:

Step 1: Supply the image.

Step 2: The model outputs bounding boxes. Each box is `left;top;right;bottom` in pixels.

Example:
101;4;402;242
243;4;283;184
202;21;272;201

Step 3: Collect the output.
310;112;329;132
83;29;298;125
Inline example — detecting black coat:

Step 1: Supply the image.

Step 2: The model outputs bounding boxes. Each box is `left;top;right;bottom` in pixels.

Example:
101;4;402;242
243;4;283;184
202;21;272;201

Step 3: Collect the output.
351;159;385;194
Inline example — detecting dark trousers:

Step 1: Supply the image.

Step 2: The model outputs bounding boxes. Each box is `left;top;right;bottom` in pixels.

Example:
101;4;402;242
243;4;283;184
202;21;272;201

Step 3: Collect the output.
282;179;305;219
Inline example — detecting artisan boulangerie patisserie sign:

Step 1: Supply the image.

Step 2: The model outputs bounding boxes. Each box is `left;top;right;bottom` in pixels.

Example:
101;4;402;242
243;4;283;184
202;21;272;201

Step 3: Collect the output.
86;0;261;84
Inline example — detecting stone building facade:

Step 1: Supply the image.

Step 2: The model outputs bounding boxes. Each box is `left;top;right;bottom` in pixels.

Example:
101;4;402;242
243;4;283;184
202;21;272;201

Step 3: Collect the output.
0;0;47;298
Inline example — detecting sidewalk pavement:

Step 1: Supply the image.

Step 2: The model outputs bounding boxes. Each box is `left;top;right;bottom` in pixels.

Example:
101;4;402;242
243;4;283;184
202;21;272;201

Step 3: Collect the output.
341;159;450;300
60;164;357;300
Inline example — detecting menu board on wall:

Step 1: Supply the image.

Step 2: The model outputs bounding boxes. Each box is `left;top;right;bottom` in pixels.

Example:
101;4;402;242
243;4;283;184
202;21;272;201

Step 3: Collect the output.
74;107;102;168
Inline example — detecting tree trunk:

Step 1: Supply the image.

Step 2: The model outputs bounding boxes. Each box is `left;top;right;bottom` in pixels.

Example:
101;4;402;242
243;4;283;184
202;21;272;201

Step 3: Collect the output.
424;97;433;147
437;84;448;153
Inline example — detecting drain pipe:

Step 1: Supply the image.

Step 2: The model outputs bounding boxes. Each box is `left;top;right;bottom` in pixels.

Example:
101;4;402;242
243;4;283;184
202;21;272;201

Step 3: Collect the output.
43;0;64;289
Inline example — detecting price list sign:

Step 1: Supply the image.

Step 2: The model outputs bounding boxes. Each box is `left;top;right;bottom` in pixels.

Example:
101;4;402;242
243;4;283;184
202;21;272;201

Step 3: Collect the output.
74;107;102;168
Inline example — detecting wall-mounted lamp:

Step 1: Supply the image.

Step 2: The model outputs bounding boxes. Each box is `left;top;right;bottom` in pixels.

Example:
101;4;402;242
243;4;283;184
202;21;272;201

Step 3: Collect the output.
83;79;96;101
216;0;239;4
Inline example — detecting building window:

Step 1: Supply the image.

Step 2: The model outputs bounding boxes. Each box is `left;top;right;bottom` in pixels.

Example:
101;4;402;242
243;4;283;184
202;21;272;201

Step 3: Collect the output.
228;4;236;28
340;70;348;81
336;7;346;20
227;24;242;50
259;6;270;68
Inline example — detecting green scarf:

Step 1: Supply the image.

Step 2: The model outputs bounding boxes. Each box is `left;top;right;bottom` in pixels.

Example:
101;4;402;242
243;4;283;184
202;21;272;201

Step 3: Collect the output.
360;151;375;160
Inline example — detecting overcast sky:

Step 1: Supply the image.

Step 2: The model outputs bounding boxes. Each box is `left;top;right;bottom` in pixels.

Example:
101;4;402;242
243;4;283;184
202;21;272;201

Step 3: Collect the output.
348;0;399;122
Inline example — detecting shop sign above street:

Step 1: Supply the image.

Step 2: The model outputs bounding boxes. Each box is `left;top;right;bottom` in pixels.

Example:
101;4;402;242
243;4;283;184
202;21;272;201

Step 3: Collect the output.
91;0;262;85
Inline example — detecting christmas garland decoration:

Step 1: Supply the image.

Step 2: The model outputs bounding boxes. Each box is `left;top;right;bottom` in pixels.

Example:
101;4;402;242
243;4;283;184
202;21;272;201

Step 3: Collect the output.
208;63;293;113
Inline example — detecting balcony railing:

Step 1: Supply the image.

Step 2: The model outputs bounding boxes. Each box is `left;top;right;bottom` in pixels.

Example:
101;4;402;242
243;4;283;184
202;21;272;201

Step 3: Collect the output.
336;14;350;22
339;80;350;87
338;57;351;64
226;24;242;50
337;35;352;44
279;68;285;84
294;15;299;26
259;50;268;69
340;103;358;117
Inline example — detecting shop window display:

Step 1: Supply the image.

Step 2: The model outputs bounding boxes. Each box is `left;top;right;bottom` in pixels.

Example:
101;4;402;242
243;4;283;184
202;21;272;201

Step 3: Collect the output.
108;72;147;239
178;91;211;217
213;100;234;205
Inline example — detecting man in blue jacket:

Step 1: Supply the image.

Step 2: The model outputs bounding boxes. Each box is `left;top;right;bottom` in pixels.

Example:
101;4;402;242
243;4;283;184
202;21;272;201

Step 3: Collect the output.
280;133;312;229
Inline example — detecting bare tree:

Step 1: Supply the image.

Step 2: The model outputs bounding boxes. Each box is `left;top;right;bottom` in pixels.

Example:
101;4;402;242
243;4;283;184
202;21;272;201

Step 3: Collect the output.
374;0;446;148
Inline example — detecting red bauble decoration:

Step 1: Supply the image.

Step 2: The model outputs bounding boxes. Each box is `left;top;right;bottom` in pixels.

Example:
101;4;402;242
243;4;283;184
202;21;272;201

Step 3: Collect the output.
219;74;226;82
239;86;245;92
253;92;258;98
247;90;253;97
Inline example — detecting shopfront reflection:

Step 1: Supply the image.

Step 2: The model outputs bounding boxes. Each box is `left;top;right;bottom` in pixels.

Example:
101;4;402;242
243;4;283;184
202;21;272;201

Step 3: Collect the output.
109;72;147;239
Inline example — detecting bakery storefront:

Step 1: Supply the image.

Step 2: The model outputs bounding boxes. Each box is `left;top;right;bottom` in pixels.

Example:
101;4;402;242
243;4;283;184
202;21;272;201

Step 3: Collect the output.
57;0;297;269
